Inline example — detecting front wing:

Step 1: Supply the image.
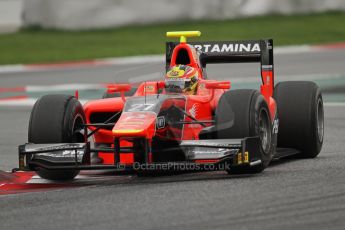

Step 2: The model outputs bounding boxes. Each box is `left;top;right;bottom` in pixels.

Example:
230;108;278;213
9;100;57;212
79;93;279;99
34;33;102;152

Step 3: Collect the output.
18;137;263;172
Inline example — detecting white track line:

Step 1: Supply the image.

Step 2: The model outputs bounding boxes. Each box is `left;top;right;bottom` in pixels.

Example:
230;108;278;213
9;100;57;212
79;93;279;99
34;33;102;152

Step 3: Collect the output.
0;65;26;74
26;174;87;184
26;83;104;92
97;55;164;66
324;102;345;107
0;98;37;106
274;45;314;54
0;98;88;106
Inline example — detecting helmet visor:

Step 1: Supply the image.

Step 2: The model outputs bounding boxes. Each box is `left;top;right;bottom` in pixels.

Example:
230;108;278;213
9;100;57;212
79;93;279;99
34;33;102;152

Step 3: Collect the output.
165;79;191;93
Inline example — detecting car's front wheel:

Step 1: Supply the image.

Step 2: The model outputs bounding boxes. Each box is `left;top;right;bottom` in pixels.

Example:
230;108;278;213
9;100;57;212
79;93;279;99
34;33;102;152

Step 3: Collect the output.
216;89;274;174
28;94;85;180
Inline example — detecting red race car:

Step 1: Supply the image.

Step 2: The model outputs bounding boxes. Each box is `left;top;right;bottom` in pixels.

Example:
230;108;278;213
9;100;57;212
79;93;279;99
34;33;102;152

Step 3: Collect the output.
18;31;324;180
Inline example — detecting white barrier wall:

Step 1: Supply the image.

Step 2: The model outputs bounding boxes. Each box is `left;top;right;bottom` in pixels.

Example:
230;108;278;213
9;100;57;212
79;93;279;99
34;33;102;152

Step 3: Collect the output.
22;0;345;30
0;0;23;32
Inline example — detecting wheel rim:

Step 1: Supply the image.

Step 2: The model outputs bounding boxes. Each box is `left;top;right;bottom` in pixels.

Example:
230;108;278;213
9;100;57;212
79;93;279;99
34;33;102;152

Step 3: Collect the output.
316;98;324;143
72;114;85;143
259;109;271;153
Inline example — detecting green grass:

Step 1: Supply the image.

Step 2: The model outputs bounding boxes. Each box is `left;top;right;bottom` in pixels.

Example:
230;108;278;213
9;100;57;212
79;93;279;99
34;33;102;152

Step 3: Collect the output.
0;11;345;65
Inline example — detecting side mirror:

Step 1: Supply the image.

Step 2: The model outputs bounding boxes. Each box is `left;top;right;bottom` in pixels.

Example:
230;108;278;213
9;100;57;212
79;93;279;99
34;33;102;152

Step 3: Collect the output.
204;81;231;90
157;81;166;89
106;83;132;93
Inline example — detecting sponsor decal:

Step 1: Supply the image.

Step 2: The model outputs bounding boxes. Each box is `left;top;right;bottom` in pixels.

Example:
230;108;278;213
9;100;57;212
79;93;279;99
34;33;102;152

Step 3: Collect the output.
187;103;200;128
133;113;148;118
181;141;241;148
127;104;155;112
188;103;199;118
237;152;242;164
273;119;279;134
188;124;200;128
169;70;182;77
193;43;261;53
144;85;155;93
25;143;85;153
237;151;249;164
122;121;144;125
156;116;166;129
36;150;85;159
167;66;185;78
166;78;185;82
244;152;249;163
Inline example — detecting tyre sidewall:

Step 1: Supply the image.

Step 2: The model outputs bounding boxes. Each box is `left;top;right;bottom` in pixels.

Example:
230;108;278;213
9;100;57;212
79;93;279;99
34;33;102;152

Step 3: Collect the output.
306;88;323;157
250;94;273;169
62;97;86;143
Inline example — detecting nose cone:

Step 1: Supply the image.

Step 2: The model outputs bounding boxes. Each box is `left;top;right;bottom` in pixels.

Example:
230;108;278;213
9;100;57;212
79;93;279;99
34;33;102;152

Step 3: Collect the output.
112;112;156;138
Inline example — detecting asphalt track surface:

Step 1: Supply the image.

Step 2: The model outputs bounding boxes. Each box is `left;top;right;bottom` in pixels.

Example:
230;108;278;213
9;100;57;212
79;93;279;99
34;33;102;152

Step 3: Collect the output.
1;49;345;230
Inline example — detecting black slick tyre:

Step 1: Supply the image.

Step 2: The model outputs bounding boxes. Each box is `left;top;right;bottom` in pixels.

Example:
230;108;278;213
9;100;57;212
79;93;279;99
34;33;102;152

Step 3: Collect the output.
273;81;324;158
28;94;86;180
216;89;274;174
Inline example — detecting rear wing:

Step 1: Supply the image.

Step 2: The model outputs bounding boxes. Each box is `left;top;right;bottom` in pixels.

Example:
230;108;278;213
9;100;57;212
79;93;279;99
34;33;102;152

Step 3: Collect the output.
166;39;274;86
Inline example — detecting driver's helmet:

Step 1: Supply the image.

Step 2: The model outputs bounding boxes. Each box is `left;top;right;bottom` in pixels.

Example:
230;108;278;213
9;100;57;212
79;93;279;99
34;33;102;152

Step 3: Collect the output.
165;65;199;95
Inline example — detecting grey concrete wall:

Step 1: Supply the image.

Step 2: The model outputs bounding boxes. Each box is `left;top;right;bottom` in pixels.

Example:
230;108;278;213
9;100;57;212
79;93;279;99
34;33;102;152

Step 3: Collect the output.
0;0;23;33
20;0;345;30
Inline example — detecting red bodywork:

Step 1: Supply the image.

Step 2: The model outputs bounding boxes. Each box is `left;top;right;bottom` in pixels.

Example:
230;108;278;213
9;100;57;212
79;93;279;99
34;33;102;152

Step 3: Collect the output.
83;42;276;165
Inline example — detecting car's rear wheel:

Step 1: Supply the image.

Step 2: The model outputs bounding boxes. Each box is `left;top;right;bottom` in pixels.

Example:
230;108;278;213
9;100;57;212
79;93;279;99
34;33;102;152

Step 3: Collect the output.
216;89;274;174
28;94;85;180
273;81;324;158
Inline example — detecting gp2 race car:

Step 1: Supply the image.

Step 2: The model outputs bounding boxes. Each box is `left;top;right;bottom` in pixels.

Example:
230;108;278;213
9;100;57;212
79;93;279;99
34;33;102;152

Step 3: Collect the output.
18;31;324;180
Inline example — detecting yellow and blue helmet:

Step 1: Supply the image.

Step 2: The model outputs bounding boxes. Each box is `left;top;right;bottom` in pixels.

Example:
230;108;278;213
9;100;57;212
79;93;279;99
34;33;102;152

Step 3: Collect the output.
165;65;199;95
